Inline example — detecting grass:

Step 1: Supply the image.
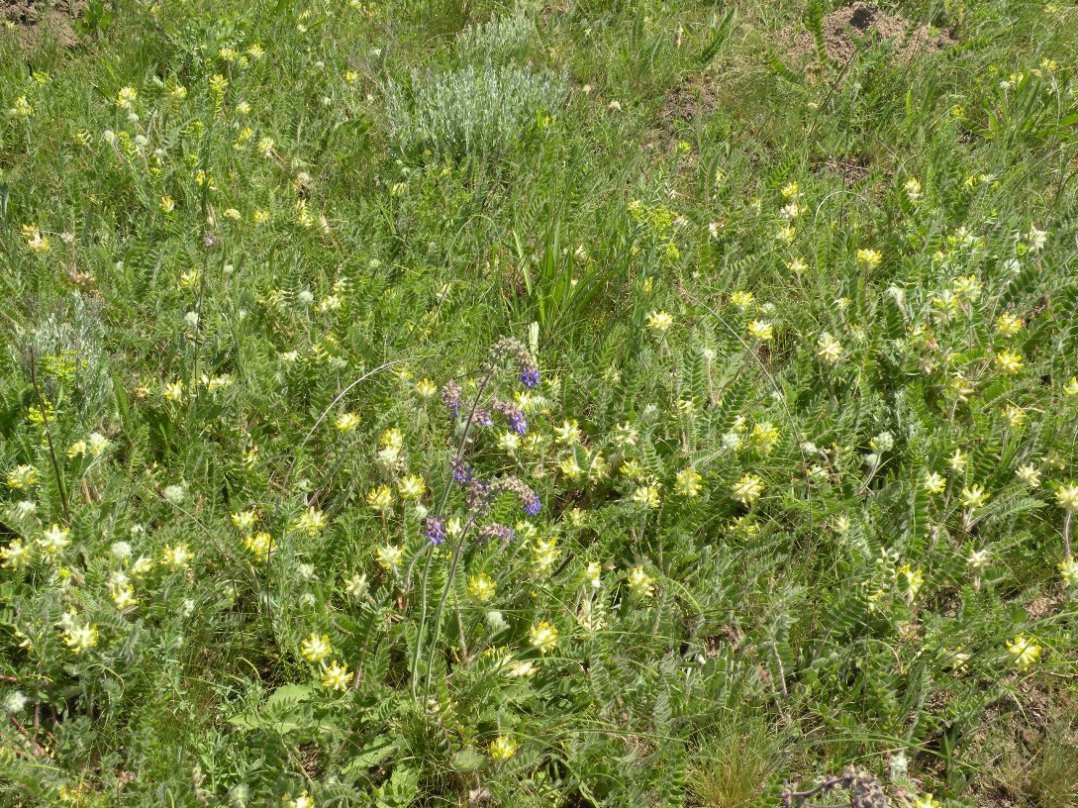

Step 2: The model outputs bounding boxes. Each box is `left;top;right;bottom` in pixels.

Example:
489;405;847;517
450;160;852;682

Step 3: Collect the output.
0;0;1077;805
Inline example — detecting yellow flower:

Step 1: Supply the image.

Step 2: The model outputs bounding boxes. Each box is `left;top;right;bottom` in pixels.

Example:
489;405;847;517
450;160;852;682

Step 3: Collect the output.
627;565;655;598
856;248;882;268
415;378;438;398
243;532;275;562
375;544;404;571
554;420;581;445
585;561;601;588
1006;634;1042;670
532;537;560;574
290;793;314;808
747;319;773;341
674;468;702;498
528;620;559;654
960;485;989;510
294;506;328;536
732;474;764;505
913;794;941;808
397;475;425;500
1055;484;1078;513
899;564;924;602
1015;464;1040;488
159;195;176;214
115;86;138;109
300;632;332;663
1064;376;1078;396
161;543;192;569
335;412;361;433
923;472;946;495
488;735;518;761
321;660;351;691
631;484;661;509
366;485;395;513
62;622;99;654
9;94;34;118
995;350;1024;375
750;422;779;453
6;464;39;490
231;509;259;531
729;290;754;310
645;311;673;332
1058;556;1078;587
816;332;844;365
163;380;185;402
109;581;138;610
904;177;922;201
995;313;1023;336
0;538;33;570
20;224;50;253
468;573;496;603
38;524;71;557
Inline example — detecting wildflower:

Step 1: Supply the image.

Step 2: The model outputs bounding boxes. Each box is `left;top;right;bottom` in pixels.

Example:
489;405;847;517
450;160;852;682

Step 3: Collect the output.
747;319;773;341
995;350;1024;375
468;573;496;603
995;313;1023;336
489;735;518;761
1026;226;1047;253
243;532;275;561
163;381;185;402
899;564;924;602
9;95;34;118
88;433;111;456
300;633;332;663
0;538;32;570
1064;377;1078;396
321;660;351;691
38;524;71;557
631;484;661;509
646;311;673;332
334;412;361;433
1059;557;1078;587
904;177;922;202
62;622;99;654
375;544;404;571
674;468;702;498
397;475;425;501
1015;464;1040;488
3;691;28;714
231;509;258;531
627;565;655;598
6;465;39;491
585;561;601;589
732;474;764;505
968;548;990;573
294;506;328;536
532;537;560;574
424;517;446;545
161;543;192;570
290;793;314;808
109;580;138;610
528;620;558;654
20;224;49;253
856;248;882;269
1055;484;1078;513
960;485;989;510
948;449;968;473
1006;634;1042;670
816;332;844;365
750;422;780;453
923;472;946;495
115;86;138;109
730;290;754;310
498;431;521;453
913;794;940;808
554;420;581;445
415;378;438;398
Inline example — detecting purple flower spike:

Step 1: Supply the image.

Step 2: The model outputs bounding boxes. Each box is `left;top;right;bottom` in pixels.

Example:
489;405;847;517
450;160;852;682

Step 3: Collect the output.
479;523;515;543
424;517;446;545
452;461;473;485
522;493;541;517
519;368;540;388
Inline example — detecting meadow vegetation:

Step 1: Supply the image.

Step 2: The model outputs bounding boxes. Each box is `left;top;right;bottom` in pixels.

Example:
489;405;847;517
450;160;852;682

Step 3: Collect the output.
1;0;1077;805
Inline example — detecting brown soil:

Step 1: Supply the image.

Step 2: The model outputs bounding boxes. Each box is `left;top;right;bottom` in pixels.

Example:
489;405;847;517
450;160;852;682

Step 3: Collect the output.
1;0;83;48
787;2;954;67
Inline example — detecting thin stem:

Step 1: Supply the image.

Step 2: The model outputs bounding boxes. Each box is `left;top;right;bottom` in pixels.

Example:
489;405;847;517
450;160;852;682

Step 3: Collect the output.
28;350;71;525
1064;510;1072;559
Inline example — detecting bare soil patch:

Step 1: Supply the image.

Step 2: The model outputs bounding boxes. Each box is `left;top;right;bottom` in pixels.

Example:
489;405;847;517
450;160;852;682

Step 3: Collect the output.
786;2;954;67
2;0;83;47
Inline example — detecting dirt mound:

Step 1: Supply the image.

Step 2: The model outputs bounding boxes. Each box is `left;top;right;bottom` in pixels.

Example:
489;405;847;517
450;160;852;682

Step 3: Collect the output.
787;2;954;66
2;0;83;47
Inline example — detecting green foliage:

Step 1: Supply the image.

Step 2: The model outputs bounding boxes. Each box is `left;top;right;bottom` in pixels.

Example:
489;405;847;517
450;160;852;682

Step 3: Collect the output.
0;0;1077;806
